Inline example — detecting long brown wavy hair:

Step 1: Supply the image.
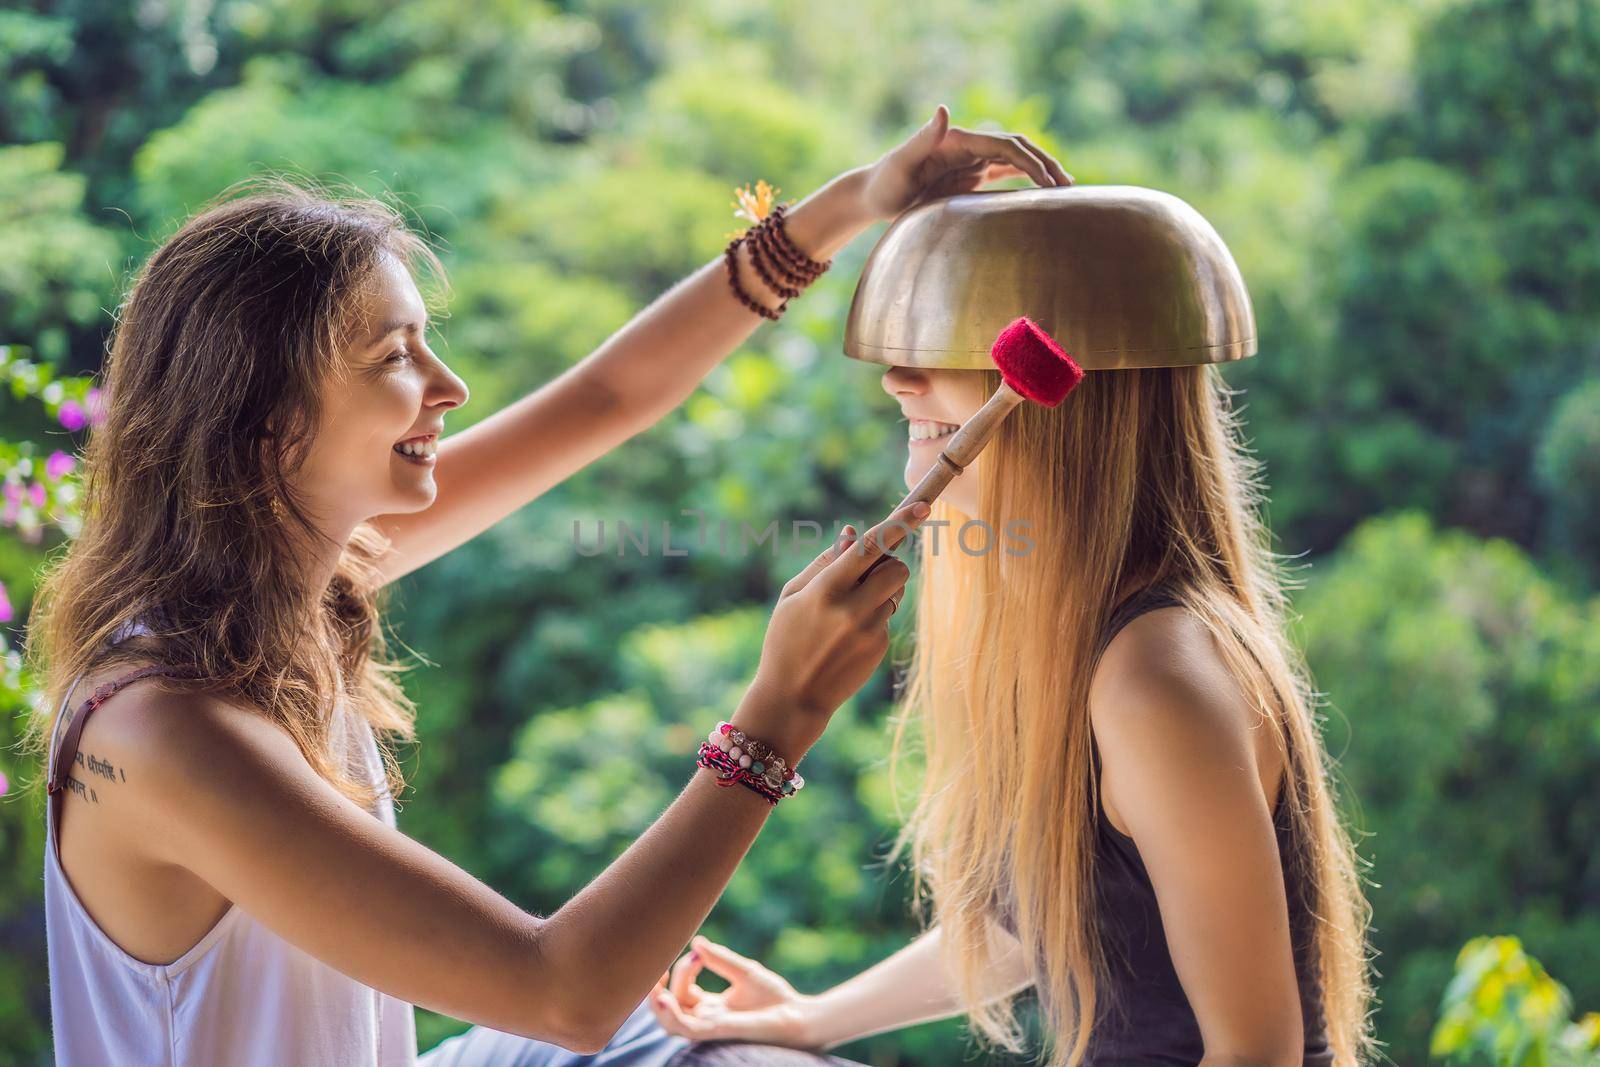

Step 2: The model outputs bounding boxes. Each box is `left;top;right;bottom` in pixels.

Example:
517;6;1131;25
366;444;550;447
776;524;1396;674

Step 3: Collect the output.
22;176;443;808
887;365;1377;1065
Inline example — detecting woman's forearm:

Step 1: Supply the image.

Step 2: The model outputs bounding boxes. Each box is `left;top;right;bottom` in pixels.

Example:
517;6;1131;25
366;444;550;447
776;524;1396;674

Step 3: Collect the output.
580;164;877;421
535;689;821;1048
797;923;1036;1050
371;167;878;582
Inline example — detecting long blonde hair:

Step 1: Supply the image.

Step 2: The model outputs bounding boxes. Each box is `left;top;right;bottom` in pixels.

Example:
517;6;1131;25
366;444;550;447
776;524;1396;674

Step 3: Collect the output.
887;365;1375;1066
22;177;438;808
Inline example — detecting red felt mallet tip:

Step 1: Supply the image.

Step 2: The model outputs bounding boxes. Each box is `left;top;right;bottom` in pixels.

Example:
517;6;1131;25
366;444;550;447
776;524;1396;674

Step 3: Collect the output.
990;316;1084;408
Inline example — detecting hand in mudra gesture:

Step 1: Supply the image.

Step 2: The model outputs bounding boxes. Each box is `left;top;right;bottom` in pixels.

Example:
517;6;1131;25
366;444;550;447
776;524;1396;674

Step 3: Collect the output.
649;935;815;1048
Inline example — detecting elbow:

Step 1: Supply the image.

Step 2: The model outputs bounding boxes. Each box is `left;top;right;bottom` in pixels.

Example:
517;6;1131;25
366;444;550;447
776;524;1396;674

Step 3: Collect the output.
509;998;607;1055
513;924;632;1056
560;1029;609;1058
560;996;649;1056
503;924;609;1054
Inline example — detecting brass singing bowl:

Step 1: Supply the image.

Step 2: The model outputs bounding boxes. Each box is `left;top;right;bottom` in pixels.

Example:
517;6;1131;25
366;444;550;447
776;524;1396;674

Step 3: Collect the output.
843;185;1256;370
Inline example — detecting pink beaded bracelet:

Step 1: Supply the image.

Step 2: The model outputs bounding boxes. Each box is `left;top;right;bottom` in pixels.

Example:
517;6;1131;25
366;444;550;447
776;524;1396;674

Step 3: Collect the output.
697;720;806;801
698;743;784;804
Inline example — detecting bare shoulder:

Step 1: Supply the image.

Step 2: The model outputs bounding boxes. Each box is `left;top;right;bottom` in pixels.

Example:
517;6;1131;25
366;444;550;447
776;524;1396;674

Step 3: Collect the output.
1089;605;1254;742
1087;606;1281;830
67;672;309;863
76;674;291;775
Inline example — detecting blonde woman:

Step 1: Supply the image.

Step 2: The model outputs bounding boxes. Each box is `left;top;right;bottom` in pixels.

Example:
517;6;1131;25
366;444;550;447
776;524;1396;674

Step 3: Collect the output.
650;363;1376;1066
24;108;1071;1066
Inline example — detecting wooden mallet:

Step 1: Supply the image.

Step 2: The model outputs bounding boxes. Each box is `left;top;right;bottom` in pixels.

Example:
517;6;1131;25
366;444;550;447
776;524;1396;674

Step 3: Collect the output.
859;316;1084;573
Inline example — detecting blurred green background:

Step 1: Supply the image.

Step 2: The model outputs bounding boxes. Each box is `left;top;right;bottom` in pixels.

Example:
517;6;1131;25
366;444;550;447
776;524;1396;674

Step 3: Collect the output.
2;0;1598;1063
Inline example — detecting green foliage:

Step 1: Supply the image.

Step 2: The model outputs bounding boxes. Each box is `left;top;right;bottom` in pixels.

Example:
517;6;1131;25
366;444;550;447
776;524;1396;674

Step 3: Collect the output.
1;0;1596;1063
0;347;93;1058
1296;514;1600;1055
132;55;553;239
0;146;122;363
1536;379;1600;579
1431;937;1600;1067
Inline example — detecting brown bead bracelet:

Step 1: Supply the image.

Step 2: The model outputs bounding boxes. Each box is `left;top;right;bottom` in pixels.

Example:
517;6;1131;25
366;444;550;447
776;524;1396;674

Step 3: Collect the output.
723;237;782;320
765;203;830;282
751;219;816;294
722;199;833;322
746;224;802;300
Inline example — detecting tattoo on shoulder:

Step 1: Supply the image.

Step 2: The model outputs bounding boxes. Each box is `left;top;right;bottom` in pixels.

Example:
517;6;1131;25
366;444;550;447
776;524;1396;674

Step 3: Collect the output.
65;751;125;803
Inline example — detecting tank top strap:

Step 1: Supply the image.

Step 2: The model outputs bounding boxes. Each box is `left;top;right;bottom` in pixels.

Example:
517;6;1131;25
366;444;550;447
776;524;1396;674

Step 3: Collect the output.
47;665;187;847
1095;582;1185;659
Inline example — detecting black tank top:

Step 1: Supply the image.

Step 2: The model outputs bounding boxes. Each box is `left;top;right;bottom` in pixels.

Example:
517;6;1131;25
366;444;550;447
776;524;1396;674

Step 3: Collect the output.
991;585;1334;1066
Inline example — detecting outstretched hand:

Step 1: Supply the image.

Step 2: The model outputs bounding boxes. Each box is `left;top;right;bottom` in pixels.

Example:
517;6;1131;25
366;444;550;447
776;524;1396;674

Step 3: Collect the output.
857;104;1073;222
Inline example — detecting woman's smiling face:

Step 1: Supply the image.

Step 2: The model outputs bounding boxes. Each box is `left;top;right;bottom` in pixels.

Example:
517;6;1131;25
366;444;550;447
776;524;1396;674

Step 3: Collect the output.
293;252;470;532
881;365;988;516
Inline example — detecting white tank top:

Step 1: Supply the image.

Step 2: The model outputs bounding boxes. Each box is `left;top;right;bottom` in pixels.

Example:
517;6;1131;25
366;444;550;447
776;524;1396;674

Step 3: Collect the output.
44;620;418;1067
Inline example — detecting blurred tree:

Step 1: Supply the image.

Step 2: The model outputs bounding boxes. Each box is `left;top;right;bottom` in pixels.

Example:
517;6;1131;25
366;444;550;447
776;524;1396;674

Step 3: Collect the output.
1431;936;1600;1067
1536;377;1600;582
3;0;1597;1063
0;145;121;365
1297;513;1600;1056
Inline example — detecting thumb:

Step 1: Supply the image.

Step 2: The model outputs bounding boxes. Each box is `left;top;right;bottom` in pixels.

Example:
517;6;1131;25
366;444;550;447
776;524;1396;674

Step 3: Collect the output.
692;935;754;981
903;104;949;155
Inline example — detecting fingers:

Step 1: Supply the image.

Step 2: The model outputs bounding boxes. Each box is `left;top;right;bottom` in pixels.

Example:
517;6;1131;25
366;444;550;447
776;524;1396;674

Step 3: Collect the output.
855;551;911;607
1014;132;1073;186
691;934;754;982
948;128;1056;187
670;946;706;1008
946;126;1071;188
650;986;718;1041
821;501;930;590
916;103;950;151
781;525;857;599
982;162;1027;183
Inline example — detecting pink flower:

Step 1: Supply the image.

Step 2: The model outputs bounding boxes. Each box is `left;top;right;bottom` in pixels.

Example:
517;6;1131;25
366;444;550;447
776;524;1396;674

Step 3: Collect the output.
86;386;107;426
27;482;46;508
0;579;11;623
46;451;76;480
2;483;18;506
58;400;88;432
0;770;8;798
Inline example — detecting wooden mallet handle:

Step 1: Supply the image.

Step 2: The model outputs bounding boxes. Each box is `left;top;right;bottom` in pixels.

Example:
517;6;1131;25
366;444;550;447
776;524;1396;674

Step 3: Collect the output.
857;382;1027;580
855;316;1084;583
895;381;1026;511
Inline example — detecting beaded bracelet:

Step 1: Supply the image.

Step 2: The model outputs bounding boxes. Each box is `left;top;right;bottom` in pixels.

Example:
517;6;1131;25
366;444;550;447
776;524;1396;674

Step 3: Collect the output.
697;720;807;803
722;194;833;322
766;204;830;282
723;237;782;321
746;222;803;300
698;744;784;804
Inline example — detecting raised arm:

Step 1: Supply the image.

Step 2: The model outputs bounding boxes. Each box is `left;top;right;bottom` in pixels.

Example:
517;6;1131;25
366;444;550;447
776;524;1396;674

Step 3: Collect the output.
368;167;876;585
370;107;1070;584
